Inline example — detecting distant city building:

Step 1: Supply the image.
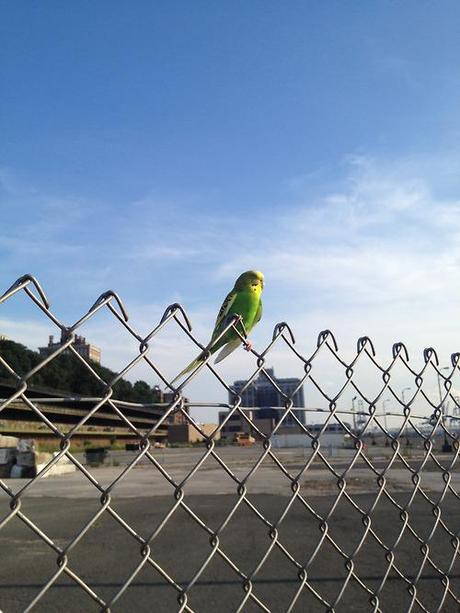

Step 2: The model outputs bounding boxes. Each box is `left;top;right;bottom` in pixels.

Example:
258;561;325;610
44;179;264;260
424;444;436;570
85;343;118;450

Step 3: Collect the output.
0;334;8;341
231;367;305;425
39;332;101;364
231;367;305;410
167;423;219;444
220;367;306;439
218;408;276;440
163;391;189;425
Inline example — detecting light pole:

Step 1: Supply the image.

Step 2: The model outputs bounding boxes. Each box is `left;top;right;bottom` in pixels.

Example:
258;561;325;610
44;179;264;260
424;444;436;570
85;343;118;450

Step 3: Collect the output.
401;387;411;404
382;398;390;433
357;398;366;430
401;387;411;446
454;395;460;418
352;396;357;433
436;366;449;407
437;366;452;452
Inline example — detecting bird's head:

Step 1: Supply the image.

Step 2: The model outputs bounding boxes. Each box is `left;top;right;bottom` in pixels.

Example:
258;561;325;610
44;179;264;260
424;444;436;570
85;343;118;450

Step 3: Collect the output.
234;270;265;294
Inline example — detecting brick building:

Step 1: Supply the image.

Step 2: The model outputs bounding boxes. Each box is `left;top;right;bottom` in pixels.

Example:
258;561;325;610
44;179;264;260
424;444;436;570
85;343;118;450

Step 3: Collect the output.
39;332;101;364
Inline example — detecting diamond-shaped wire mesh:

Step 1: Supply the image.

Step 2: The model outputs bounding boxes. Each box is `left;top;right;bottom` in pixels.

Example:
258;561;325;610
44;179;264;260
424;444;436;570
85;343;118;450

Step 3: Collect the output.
1;274;459;612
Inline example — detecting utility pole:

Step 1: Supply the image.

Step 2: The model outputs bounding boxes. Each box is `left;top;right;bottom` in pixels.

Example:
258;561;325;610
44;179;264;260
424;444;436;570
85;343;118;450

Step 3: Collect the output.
437;367;452;452
382;398;390;434
401;387;411;446
352;396;357;434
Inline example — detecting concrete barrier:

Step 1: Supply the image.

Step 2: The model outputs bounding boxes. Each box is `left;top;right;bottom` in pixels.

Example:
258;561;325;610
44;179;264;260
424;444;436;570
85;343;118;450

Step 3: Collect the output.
37;454;76;478
0;447;16;477
0;435;18;448
0;438;76;478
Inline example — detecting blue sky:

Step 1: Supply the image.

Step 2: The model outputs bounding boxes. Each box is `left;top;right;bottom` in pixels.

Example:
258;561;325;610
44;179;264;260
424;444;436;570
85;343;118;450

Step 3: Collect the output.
2;2;460;417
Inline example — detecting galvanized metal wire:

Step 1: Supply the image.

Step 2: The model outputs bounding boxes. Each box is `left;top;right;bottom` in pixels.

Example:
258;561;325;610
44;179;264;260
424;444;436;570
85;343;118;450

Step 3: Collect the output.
0;274;459;612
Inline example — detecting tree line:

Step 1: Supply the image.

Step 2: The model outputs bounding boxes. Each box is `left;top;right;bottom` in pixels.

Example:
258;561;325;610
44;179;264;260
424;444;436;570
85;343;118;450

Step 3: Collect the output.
0;339;161;403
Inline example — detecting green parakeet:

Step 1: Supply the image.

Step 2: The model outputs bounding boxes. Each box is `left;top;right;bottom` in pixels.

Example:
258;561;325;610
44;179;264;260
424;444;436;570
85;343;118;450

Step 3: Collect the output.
171;270;264;384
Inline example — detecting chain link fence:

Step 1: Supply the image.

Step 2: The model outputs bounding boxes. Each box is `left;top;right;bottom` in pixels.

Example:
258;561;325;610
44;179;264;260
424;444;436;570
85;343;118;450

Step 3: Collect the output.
0;274;459;612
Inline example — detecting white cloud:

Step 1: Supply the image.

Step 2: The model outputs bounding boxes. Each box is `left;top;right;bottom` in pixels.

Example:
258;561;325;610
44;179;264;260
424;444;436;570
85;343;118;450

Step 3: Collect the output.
3;154;460;424
218;155;460;306
0;317;53;351
208;154;460;419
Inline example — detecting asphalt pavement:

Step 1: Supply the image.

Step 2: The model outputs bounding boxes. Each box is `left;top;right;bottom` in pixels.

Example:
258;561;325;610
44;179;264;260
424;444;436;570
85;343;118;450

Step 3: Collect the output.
1;492;459;612
1;446;459;612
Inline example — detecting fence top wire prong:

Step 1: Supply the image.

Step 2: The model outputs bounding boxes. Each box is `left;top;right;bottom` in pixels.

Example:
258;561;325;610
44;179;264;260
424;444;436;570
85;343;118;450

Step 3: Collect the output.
317;329;338;351
423;346;439;366
357;336;376;356
0;273;50;309
392;341;410;362
68;290;129;332
272;321;296;344
90;290;129;322
159;302;192;331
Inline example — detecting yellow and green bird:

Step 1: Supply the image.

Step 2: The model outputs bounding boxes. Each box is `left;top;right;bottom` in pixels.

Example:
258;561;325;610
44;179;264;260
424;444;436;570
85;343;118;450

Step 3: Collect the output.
171;270;264;384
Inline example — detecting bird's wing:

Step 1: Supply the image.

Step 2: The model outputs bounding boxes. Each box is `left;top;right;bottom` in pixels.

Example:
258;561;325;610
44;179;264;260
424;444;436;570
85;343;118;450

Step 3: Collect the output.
170;290;238;385
210;290;238;345
244;298;263;336
254;299;263;327
214;339;242;364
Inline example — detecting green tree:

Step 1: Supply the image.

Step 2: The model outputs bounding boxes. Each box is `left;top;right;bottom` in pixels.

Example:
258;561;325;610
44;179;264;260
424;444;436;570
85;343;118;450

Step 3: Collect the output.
0;339;159;402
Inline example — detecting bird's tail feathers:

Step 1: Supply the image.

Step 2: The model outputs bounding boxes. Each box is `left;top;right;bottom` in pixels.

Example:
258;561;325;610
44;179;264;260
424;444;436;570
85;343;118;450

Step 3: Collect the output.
170;351;206;386
171;338;242;385
214;339;242;364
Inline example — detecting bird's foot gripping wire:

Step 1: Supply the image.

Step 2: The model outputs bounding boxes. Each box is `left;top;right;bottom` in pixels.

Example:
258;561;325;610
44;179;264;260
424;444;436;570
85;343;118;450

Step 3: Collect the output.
244;340;253;352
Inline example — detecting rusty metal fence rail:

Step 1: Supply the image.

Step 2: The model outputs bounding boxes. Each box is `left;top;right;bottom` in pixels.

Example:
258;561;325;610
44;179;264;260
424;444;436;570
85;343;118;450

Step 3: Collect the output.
0;274;459;612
